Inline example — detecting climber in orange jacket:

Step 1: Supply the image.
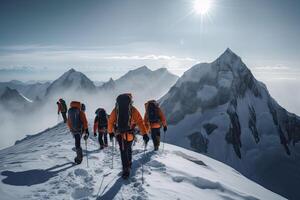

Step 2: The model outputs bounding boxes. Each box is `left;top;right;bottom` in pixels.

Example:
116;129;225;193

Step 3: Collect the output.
67;101;89;164
108;93;149;179
144;100;167;151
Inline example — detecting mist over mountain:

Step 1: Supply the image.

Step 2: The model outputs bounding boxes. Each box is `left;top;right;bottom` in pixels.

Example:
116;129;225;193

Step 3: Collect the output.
160;48;300;200
45;68;96;98
100;66;178;101
0;66;178;149
0;81;50;100
0;87;32;112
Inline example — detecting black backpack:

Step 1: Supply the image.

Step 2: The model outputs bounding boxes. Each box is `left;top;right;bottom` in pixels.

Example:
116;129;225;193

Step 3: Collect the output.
95;108;108;129
147;101;160;123
68;107;82;132
116;94;132;133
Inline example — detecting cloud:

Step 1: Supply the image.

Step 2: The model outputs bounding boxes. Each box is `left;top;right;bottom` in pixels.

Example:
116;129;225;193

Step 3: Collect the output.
252;65;292;71
100;54;197;62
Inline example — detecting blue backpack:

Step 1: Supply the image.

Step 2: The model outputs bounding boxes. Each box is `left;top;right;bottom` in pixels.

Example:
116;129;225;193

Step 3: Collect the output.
68;107;83;133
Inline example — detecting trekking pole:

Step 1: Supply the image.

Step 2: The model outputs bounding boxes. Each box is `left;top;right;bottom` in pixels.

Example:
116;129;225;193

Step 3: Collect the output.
142;142;147;184
162;130;166;153
85;139;89;168
111;138;114;169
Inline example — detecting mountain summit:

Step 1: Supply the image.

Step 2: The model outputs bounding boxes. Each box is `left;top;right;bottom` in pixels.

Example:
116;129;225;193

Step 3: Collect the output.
46;68;96;97
160;48;300;199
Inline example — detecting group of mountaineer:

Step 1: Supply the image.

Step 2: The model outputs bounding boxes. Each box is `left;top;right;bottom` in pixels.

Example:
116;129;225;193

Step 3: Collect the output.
56;93;167;179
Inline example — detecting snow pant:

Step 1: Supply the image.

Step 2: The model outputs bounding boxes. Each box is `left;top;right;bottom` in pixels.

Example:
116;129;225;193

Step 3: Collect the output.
61;112;67;123
98;131;108;147
151;128;161;149
117;135;133;171
74;133;83;159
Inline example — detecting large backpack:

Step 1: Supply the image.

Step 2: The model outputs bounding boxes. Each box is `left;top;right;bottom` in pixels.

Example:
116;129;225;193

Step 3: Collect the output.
60;99;68;113
68;107;82;132
115;94;132;133
95;108;108;129
147;101;160;123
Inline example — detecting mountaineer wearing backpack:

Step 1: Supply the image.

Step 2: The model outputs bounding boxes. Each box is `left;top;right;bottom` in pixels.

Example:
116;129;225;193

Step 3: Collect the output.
57;98;68;123
144;100;167;151
108;93;150;179
94;108;108;149
67;101;89;164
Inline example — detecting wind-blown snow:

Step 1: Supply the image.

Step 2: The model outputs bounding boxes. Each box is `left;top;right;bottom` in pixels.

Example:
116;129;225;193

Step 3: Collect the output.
0;123;283;200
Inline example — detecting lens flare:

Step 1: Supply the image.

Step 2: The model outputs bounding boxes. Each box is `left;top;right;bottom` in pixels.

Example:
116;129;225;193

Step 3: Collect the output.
193;0;211;15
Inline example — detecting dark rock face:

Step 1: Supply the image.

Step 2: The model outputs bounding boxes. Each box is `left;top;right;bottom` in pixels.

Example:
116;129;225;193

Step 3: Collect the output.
188;132;209;153
203;123;218;135
248;105;260;143
225;100;242;159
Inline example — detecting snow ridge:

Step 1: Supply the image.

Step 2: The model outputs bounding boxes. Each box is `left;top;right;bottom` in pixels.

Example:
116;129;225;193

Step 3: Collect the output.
0;122;284;200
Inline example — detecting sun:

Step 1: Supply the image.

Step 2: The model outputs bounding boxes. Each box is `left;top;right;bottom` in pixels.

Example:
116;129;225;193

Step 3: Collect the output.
193;0;212;15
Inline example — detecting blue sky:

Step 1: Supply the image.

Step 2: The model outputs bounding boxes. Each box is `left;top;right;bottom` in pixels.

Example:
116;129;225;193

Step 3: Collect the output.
0;0;300;81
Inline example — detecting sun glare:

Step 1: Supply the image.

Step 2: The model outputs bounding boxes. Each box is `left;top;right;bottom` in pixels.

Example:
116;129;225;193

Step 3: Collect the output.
193;0;212;15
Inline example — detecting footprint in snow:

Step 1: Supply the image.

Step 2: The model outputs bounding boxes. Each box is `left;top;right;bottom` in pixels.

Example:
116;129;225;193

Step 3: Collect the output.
71;187;93;200
74;168;88;177
148;160;166;172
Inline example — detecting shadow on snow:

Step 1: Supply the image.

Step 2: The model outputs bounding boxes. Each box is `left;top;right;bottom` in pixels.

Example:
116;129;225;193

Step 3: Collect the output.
97;150;156;200
1;162;75;186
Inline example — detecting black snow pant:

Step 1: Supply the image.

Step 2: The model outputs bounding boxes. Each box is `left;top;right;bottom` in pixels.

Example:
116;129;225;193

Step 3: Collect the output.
61;112;67;123
151;128;161;149
98;130;108;147
117;135;133;171
74;133;83;159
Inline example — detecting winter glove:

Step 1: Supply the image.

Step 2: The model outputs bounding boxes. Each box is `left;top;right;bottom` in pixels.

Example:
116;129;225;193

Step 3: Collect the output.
83;129;89;140
109;133;115;142
143;134;150;144
163;126;168;132
94;132;97;137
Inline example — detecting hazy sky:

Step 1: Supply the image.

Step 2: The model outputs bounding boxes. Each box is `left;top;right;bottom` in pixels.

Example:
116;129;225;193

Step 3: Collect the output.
0;0;300;81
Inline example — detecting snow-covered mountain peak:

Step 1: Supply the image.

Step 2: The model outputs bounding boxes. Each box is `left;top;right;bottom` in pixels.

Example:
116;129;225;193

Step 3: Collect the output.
160;50;300;199
218;48;238;61
100;77;116;90
46;68;96;96
0;87;28;103
0;122;284;200
0;87;32;111
120;66;152;79
67;68;76;73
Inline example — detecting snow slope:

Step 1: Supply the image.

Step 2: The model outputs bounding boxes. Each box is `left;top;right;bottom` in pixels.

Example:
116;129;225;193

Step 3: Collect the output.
160;48;300;199
0;122;284;200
